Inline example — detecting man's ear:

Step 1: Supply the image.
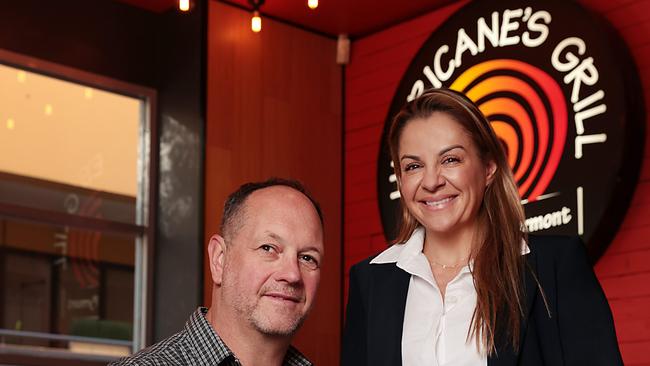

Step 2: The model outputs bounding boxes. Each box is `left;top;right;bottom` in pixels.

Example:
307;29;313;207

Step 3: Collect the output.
207;234;227;286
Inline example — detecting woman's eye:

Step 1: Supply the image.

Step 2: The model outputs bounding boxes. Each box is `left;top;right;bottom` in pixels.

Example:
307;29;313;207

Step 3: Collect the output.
442;156;460;164
404;163;421;171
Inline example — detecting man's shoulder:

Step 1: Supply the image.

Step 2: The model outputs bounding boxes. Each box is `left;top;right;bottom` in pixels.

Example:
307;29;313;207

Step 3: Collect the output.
284;345;313;366
109;330;191;366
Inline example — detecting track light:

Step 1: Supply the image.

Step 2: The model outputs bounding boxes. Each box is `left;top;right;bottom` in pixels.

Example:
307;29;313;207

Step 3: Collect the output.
251;10;262;33
179;0;190;12
248;0;265;33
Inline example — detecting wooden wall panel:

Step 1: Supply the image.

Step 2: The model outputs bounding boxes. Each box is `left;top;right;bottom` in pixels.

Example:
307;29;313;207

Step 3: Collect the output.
205;2;342;364
344;0;650;364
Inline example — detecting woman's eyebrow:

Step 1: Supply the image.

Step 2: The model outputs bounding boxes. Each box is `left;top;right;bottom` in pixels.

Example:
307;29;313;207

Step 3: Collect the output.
400;154;420;161
438;144;465;156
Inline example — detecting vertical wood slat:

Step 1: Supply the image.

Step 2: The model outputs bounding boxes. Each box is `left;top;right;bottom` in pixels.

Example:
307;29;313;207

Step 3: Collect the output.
206;2;342;364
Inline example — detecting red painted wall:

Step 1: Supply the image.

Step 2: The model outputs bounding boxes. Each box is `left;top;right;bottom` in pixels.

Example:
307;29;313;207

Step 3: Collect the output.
344;0;650;364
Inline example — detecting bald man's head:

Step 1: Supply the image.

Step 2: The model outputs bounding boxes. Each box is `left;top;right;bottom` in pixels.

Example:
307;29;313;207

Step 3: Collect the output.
220;178;323;242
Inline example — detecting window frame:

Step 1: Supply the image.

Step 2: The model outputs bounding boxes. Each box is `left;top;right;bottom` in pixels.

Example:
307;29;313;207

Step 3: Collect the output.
0;47;157;364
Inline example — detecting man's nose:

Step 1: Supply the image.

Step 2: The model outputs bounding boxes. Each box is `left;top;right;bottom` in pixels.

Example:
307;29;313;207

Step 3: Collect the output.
275;255;303;284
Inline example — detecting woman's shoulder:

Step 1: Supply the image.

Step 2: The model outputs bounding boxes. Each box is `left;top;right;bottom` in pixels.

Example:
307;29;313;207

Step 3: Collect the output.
348;244;404;277
528;234;581;249
349;252;381;275
346;255;377;289
350;255;377;270
527;234;588;264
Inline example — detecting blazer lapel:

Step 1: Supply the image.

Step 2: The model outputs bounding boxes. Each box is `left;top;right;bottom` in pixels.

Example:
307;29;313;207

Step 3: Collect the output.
489;249;538;366
367;263;411;366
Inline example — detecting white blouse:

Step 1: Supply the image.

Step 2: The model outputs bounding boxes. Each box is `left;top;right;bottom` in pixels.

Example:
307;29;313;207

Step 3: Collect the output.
370;227;529;366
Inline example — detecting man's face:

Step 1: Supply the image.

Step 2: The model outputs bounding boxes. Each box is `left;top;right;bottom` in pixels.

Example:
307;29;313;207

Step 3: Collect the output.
220;186;324;337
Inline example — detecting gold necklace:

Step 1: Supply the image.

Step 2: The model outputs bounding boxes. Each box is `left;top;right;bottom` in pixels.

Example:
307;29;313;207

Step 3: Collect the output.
428;257;468;269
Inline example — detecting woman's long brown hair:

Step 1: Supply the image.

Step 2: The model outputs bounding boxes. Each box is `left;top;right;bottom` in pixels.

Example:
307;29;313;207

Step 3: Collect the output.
388;88;528;355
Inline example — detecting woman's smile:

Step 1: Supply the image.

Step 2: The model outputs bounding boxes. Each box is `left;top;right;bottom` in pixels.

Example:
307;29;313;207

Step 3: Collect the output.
420;195;457;210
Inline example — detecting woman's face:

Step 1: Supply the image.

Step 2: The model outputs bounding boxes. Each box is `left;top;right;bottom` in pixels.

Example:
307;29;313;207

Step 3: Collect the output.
397;112;496;238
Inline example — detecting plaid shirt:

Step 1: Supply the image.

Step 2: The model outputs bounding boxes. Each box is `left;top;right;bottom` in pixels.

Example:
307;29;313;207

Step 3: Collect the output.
109;307;312;366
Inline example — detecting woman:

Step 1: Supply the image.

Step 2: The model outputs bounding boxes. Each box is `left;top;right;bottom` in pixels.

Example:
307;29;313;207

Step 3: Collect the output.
342;88;623;365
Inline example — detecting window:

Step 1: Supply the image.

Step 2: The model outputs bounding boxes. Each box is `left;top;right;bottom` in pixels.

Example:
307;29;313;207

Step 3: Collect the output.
0;49;155;363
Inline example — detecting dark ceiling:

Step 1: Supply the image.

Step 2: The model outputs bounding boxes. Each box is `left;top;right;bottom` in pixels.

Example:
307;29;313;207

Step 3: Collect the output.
117;0;457;38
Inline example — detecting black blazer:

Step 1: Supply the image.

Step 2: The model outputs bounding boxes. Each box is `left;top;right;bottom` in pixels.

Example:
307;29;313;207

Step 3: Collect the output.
341;235;623;366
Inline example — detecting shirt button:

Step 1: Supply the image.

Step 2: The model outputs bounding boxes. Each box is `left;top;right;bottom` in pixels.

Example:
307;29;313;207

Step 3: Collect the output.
447;296;457;303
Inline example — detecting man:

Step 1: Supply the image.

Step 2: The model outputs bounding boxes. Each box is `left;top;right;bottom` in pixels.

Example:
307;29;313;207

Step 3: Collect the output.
111;178;324;366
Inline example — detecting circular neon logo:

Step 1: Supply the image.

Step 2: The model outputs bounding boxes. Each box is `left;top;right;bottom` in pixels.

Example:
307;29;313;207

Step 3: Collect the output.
377;0;645;262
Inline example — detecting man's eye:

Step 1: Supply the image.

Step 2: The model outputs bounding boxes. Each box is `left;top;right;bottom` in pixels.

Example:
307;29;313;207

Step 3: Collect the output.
260;244;275;252
300;255;319;269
